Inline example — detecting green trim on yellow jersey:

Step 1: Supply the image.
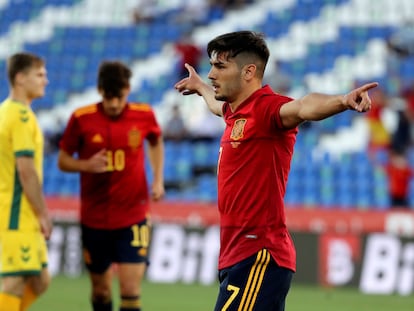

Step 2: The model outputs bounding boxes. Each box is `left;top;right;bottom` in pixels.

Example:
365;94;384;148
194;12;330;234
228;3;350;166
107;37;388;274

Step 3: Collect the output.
0;98;43;231
15;150;34;157
9;169;23;229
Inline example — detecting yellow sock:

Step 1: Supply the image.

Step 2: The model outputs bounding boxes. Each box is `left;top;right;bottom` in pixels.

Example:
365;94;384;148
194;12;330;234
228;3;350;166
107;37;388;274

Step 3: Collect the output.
120;295;141;310
20;286;37;311
0;292;21;311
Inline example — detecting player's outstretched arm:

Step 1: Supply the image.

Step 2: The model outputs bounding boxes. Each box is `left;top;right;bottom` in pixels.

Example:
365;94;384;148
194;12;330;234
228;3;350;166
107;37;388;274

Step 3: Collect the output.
280;82;378;129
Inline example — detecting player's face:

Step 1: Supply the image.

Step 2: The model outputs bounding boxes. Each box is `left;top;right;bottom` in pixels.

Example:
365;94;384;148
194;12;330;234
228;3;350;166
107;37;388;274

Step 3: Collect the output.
101;87;129;117
18;65;48;100
207;51;243;103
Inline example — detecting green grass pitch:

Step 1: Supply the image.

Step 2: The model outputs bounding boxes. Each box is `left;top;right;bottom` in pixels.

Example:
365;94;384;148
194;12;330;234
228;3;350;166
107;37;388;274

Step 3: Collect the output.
29;275;414;311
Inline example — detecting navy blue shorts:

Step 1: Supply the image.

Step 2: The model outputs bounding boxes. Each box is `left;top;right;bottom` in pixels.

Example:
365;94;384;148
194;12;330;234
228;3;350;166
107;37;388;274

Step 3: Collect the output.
81;218;150;274
214;249;293;311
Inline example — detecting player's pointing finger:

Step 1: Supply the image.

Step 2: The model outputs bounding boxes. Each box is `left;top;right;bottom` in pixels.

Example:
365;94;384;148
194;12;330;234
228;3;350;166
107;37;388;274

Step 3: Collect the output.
358;82;379;93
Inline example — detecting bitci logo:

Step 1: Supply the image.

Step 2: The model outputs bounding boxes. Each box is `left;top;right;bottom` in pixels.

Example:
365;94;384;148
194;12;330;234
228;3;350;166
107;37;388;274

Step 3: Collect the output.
359;233;414;295
319;234;361;287
319;233;414;295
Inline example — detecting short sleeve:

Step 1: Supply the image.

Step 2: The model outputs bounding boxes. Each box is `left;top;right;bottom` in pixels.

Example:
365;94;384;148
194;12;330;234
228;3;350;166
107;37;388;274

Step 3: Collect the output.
12;110;35;157
146;110;162;144
59;114;82;155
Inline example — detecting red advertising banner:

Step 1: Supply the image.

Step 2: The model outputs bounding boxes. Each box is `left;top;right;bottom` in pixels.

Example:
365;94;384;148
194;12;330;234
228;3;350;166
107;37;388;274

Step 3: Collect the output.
46;196;414;235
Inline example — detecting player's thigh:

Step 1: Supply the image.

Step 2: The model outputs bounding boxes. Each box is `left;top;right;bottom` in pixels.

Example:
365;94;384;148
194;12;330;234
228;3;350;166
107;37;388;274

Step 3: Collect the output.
257;261;293;311
81;225;112;274
113;218;151;265
113;219;150;296
214;249;293;311
89;268;113;298
26;267;51;295
118;262;146;295
0;275;26;296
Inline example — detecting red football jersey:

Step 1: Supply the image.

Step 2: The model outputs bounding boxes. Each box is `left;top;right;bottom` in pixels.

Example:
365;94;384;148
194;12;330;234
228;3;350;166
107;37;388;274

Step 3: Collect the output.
217;85;297;271
386;162;413;198
59;102;162;229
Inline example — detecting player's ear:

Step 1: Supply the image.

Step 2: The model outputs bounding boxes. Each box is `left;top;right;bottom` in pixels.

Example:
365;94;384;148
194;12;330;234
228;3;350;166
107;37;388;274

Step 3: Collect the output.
242;64;256;80
14;71;26;86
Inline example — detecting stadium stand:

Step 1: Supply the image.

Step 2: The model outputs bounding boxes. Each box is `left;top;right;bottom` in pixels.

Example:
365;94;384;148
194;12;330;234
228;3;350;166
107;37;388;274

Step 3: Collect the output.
1;0;414;208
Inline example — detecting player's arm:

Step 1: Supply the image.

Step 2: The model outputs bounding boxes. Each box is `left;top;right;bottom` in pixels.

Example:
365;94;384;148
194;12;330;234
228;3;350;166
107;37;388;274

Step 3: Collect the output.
57;149;108;173
147;136;165;201
175;63;224;117
279;82;378;129
16;156;52;239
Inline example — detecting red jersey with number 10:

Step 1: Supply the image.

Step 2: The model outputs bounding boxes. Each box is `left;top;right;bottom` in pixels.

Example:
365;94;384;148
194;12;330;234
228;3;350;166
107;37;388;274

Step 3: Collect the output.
59;102;162;229
217;85;297;271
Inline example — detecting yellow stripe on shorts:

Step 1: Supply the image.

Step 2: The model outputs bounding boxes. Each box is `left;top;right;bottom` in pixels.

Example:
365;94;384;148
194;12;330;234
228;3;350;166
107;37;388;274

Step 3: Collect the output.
238;249;271;311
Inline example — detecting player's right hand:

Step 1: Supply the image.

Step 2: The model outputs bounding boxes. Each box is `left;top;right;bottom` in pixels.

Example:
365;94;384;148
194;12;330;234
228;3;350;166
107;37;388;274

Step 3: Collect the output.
174;63;203;96
39;211;53;240
86;149;108;173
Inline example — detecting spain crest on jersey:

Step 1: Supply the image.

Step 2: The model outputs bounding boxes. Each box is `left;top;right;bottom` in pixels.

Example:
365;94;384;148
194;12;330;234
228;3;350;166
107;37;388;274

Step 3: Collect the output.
128;127;141;151
230;118;247;140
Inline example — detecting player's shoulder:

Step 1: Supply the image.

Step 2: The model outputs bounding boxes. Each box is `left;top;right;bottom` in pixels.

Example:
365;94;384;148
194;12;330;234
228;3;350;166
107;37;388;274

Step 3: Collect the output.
73;103;99;118
259;85;292;101
262;88;293;103
0;99;33;123
128;102;153;112
1;99;28;113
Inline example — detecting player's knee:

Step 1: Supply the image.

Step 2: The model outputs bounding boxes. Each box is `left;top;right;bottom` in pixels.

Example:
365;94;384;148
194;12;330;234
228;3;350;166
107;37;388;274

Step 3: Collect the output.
92;292;112;304
92;286;112;302
40;273;51;294
119;281;141;297
31;273;51;295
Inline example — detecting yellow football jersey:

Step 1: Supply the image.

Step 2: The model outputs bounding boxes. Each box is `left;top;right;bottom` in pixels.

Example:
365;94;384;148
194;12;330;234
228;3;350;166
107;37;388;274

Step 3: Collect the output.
0;98;44;231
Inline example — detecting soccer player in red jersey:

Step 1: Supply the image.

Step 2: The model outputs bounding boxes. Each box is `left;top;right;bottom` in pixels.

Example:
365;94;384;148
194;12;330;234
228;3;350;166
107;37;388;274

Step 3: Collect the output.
175;31;377;311
58;61;164;311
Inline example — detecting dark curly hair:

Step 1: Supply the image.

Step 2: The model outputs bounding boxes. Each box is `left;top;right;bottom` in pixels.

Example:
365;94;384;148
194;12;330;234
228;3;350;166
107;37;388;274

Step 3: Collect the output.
97;61;132;99
207;31;270;77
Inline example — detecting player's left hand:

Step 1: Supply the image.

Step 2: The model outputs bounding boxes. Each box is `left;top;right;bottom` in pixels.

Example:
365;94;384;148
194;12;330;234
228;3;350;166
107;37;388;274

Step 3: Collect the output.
174;63;205;96
151;181;165;201
343;82;378;112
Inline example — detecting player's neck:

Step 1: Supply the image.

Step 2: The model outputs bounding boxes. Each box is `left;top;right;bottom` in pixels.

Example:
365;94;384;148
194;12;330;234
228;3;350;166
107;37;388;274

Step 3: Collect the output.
9;90;32;106
228;85;261;112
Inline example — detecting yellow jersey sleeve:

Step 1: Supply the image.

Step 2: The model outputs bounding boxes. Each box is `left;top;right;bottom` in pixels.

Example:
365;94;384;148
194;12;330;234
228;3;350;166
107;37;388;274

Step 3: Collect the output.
0;99;44;231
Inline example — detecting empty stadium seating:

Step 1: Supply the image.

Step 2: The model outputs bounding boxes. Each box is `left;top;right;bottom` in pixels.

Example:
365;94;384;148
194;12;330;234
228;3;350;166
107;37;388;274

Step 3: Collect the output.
1;0;413;209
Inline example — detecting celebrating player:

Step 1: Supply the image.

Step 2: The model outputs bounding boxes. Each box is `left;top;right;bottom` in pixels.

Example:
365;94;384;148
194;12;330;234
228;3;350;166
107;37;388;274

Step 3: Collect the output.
175;30;377;311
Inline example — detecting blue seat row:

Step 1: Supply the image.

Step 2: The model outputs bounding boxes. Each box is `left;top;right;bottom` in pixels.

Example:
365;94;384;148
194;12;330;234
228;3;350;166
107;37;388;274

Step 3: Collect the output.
0;0;81;35
1;0;412;209
43;145;414;209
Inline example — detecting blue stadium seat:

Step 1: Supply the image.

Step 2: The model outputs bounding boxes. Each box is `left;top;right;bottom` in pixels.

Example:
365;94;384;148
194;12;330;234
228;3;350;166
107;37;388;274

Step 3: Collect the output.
0;0;81;35
6;0;410;210
195;174;217;202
